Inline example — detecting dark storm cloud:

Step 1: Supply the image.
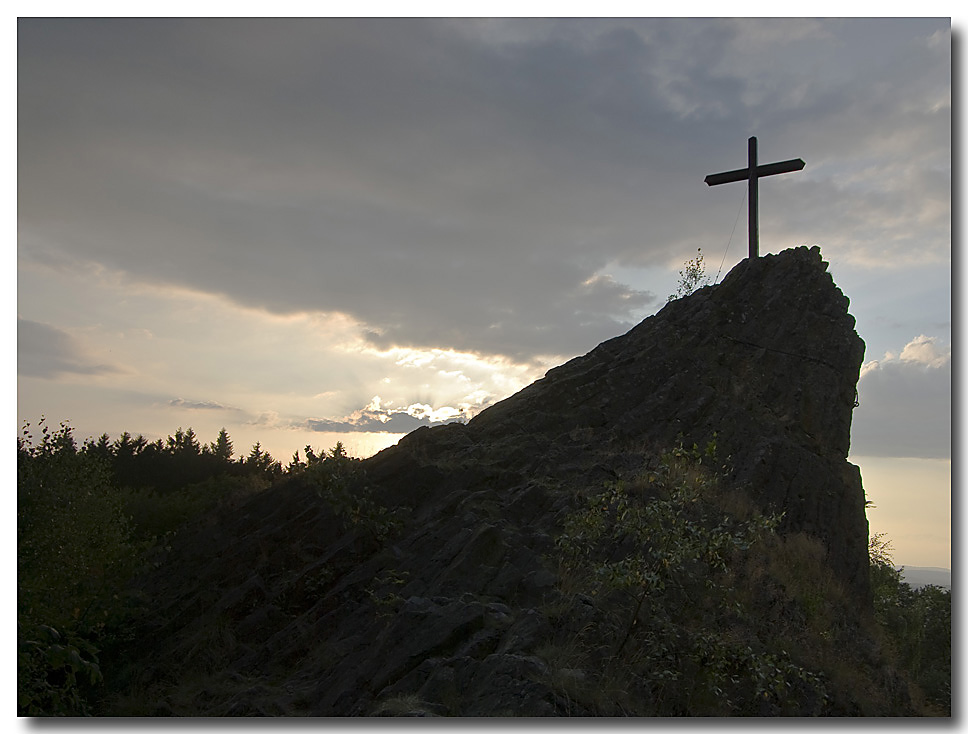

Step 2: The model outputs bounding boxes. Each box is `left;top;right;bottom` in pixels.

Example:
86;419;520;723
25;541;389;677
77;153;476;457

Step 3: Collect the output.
17;317;119;378
17;18;950;360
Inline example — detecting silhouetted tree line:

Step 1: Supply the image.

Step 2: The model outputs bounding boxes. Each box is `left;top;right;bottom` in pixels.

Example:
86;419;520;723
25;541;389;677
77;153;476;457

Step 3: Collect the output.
78;426;283;494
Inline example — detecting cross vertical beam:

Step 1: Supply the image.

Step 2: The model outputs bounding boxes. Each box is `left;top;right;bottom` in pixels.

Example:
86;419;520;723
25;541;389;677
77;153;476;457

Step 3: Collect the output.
704;136;805;259
748;136;758;259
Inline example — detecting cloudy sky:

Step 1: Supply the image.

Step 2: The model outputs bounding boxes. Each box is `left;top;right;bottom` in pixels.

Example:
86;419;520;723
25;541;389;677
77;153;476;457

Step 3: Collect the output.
16;17;951;567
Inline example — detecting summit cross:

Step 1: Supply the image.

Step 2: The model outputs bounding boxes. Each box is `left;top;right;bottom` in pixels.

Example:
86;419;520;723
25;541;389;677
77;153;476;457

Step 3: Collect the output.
704;136;805;259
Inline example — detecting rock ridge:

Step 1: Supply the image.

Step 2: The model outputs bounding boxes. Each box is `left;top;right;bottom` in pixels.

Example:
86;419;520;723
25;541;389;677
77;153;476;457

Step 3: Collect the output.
378;245;869;595
112;245;888;716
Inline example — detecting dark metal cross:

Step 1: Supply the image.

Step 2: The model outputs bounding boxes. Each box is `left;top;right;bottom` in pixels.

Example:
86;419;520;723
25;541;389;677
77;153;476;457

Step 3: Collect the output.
704;136;805;259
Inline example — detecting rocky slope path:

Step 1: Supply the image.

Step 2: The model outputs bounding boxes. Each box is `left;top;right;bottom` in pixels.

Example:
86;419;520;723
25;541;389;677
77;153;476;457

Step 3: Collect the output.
109;246;887;716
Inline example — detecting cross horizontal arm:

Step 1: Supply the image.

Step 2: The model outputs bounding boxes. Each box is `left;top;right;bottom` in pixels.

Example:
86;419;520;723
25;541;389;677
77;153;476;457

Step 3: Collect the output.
704;157;806;187
757;158;806;178
704;167;748;186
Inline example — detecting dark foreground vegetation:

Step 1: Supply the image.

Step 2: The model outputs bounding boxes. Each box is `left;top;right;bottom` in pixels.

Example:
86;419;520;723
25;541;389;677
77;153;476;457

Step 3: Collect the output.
18;419;290;715
18;419;950;716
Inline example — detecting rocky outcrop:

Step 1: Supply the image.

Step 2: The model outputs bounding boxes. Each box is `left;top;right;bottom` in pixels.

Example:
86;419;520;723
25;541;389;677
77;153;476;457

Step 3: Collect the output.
369;245;868;597
462;244;870;595
110;246;884;716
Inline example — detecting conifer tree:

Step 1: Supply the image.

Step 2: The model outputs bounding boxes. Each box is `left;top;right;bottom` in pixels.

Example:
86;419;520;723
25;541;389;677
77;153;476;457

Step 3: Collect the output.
211;428;233;463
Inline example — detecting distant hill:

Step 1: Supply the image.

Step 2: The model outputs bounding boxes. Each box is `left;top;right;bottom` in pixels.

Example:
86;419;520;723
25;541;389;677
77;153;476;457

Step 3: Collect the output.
900;566;951;589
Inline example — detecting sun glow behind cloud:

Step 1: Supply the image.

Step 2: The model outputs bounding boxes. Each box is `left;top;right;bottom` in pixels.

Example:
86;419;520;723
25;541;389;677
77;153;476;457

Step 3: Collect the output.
356;344;556;412
361;395;462;425
17;252;554;462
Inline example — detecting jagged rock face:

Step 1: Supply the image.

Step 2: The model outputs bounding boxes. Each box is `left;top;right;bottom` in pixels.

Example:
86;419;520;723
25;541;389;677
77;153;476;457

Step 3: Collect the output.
115;246;878;716
473;244;861;457
460;244;869;594
383;245;869;597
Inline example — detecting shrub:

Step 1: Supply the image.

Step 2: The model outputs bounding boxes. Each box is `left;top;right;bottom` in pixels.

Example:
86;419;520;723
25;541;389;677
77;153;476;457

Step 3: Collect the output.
868;532;950;714
301;442;402;543
18;419;144;715
668;248;711;301
551;441;830;715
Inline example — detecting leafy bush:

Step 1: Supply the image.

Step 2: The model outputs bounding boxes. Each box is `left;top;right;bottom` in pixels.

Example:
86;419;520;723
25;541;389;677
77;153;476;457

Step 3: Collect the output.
668;248;711;301
18;419;145;715
18;623;104;716
297;442;402;543
550;441;831;715
122;473;271;543
868;533;950;714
